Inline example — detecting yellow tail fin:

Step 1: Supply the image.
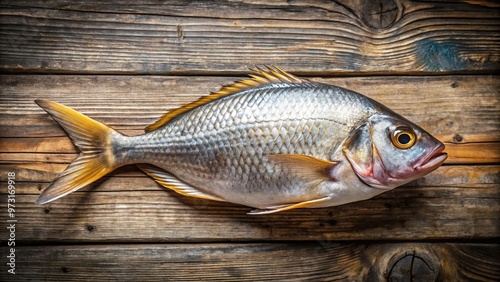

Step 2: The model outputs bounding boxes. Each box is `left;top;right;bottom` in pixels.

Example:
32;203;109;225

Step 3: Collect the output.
35;99;119;204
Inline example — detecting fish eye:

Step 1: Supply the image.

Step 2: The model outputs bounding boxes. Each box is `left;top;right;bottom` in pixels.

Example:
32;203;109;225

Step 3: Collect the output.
391;127;416;149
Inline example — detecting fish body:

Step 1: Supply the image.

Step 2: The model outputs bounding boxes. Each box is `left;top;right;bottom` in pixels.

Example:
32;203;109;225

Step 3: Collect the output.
36;67;447;214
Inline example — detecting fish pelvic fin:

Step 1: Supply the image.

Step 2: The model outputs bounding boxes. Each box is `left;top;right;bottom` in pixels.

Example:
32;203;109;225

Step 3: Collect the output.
35;99;120;204
145;66;308;132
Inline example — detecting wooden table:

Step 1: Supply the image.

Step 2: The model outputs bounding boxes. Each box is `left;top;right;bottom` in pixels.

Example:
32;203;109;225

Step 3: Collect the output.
1;1;499;280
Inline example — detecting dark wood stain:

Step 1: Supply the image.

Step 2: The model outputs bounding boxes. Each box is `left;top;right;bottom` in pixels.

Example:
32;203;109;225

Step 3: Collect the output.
0;0;499;280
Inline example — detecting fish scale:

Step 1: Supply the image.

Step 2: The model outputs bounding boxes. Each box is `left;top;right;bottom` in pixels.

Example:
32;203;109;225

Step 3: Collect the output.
34;66;447;214
121;84;374;207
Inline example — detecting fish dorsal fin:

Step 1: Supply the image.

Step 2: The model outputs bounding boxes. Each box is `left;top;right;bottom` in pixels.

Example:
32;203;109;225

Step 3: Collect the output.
145;66;306;132
217;65;305;96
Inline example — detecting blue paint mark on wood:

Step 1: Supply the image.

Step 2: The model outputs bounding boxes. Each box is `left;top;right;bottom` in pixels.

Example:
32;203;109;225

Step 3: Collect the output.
415;39;466;72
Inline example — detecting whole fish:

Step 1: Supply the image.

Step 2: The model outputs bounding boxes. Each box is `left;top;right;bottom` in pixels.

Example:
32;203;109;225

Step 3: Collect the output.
35;66;447;214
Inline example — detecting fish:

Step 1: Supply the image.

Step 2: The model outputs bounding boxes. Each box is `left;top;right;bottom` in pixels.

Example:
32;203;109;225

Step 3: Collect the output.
35;66;448;214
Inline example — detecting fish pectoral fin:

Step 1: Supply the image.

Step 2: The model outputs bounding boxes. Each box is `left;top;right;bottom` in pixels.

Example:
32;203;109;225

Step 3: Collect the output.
248;196;332;215
137;164;226;202
268;154;339;182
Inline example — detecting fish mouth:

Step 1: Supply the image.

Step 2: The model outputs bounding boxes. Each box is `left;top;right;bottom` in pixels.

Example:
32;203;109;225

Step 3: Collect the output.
414;143;448;173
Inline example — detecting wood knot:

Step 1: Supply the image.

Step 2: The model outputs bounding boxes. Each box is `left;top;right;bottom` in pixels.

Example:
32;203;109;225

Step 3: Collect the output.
177;25;184;41
362;0;401;29
453;134;463;143
387;250;439;281
85;224;96;232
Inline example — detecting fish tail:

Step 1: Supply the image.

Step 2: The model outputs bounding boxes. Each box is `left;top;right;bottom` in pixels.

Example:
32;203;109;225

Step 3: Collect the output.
35;99;121;204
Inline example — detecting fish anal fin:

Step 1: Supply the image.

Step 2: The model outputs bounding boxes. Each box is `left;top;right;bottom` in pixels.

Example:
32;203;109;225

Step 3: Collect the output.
268;154;339;182
137;164;226;202
248;196;332;215
145;66;306;132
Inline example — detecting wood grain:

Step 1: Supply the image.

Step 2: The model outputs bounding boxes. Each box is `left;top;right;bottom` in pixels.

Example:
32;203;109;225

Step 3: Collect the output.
1;75;498;164
0;164;497;243
0;243;498;281
1;1;499;280
0;73;498;243
0;0;498;74
3;138;498;165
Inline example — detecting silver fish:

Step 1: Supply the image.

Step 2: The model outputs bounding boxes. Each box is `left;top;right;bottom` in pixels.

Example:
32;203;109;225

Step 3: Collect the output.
35;66;447;214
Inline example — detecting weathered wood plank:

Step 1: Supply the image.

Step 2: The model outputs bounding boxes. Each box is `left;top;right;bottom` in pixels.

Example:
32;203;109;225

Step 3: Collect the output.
2;137;498;165
0;164;497;243
0;73;498;242
0;0;498;74
0;243;498;281
445;143;500;164
0;2;497;280
1;163;498;190
1;75;499;161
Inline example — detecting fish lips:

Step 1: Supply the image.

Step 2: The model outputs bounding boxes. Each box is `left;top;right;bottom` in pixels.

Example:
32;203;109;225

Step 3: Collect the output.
353;143;447;190
414;143;448;174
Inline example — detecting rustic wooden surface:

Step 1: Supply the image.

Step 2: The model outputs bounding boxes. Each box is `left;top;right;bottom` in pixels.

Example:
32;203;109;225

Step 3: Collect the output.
0;75;499;244
0;0;499;281
0;0;499;75
1;243;499;281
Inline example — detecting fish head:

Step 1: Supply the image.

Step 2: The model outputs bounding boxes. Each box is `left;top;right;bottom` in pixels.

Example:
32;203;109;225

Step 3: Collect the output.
343;114;447;189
